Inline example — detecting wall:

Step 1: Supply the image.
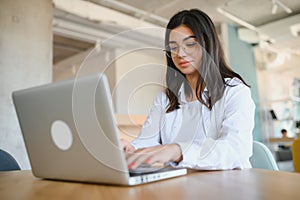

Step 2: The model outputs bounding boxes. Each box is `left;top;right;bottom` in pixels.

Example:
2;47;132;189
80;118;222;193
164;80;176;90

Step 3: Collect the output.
0;0;52;169
53;46;116;91
225;24;263;141
114;48;166;115
54;46;166;116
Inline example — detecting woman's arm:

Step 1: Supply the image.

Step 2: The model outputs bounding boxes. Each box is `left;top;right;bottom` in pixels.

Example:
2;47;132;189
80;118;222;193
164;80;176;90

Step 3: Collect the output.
130;92;167;149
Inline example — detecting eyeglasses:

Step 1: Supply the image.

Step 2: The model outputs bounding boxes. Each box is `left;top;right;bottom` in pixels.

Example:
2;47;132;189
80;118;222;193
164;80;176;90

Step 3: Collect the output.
164;36;200;58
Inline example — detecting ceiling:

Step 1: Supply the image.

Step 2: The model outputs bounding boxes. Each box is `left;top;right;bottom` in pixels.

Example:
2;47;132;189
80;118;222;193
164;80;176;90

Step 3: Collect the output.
53;35;94;64
87;0;300;27
53;0;300;68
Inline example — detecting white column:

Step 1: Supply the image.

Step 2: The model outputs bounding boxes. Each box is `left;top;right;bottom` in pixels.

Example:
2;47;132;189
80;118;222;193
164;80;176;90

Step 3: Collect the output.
0;0;52;169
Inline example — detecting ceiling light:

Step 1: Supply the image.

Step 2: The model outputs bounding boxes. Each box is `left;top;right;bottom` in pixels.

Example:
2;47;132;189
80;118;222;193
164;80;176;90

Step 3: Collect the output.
217;8;258;31
271;0;292;14
290;23;300;37
271;3;278;14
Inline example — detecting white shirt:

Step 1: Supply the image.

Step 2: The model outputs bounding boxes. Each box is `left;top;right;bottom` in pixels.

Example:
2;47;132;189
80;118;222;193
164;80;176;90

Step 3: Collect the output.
131;78;255;170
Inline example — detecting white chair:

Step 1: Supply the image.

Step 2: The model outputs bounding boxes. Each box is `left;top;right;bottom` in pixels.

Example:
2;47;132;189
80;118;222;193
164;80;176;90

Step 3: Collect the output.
250;141;279;171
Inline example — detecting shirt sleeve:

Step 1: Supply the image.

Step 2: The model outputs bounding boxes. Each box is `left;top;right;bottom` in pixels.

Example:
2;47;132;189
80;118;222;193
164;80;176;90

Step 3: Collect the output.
130;92;166;149
176;83;255;170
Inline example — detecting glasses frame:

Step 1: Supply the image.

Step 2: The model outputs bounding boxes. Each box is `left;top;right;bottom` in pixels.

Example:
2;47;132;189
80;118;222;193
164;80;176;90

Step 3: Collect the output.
163;35;200;58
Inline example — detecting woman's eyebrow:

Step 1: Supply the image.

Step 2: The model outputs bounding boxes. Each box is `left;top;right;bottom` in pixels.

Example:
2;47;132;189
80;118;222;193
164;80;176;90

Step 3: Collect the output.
169;35;197;43
183;35;196;41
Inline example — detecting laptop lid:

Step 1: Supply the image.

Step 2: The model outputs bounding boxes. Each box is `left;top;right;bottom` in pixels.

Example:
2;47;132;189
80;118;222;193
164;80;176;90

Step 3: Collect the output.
13;74;186;185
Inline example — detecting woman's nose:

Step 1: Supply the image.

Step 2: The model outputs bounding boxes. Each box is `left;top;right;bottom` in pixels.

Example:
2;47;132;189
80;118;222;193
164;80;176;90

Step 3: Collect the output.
177;46;187;57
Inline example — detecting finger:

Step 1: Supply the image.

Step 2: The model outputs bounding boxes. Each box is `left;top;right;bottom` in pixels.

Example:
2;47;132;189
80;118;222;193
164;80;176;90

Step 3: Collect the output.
120;138;129;148
125;144;135;153
125;147;146;159
126;150;144;166
126;148;153;169
143;154;162;166
125;148;139;160
128;152;153;170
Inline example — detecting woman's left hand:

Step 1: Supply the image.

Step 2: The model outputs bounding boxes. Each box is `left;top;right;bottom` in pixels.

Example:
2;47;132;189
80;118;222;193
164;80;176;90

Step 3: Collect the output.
126;144;182;169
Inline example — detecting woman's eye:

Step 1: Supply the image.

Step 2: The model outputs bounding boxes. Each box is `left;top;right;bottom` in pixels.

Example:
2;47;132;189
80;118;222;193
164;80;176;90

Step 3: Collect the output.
185;42;197;47
169;46;178;51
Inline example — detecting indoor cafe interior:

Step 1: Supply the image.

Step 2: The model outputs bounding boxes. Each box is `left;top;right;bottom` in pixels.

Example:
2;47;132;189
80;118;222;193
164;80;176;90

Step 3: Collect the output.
1;0;300;198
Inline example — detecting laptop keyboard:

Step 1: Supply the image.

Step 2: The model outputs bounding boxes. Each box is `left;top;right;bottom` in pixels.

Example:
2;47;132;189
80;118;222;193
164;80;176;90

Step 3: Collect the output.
129;165;174;176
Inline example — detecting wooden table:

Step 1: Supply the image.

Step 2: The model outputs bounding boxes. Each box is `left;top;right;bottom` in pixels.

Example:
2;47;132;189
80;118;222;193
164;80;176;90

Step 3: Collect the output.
1;169;300;200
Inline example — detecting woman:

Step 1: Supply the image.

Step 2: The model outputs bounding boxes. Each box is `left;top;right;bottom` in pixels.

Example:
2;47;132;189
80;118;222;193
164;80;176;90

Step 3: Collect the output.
124;9;255;170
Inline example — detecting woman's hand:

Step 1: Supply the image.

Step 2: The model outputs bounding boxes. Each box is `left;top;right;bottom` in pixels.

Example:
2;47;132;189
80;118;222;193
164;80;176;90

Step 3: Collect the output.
126;144;182;169
120;138;135;153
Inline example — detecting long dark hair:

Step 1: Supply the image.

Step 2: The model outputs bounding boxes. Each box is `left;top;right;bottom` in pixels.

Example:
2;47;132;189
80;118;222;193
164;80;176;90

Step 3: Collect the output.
165;9;249;113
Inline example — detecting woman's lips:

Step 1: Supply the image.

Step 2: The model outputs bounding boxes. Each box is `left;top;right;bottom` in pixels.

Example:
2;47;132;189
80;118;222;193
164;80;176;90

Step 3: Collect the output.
179;60;190;67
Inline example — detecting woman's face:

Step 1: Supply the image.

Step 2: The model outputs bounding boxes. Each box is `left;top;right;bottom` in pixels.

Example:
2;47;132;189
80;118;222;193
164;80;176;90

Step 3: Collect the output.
168;25;202;76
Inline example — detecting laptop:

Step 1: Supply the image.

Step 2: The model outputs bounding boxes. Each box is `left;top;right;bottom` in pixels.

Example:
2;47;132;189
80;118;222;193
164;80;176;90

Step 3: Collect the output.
12;73;187;186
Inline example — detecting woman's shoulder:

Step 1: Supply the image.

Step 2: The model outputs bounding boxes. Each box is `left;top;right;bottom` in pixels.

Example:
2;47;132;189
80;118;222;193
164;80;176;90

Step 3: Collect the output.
224;77;249;90
153;91;169;106
225;77;243;86
223;77;251;97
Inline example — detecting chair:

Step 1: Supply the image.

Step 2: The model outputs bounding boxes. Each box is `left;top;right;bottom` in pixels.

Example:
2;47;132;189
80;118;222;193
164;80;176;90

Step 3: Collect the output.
0;149;21;171
275;149;293;161
292;139;300;173
250;141;279;170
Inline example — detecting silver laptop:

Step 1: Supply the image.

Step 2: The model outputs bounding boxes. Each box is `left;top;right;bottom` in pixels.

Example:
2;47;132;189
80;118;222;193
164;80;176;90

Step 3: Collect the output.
12;73;186;186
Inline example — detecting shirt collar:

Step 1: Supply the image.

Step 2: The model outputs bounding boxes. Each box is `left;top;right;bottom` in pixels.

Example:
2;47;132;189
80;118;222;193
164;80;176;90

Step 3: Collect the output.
178;83;208;104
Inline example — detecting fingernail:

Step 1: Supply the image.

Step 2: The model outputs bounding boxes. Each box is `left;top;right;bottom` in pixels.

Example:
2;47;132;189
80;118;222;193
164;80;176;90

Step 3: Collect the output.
128;163;135;169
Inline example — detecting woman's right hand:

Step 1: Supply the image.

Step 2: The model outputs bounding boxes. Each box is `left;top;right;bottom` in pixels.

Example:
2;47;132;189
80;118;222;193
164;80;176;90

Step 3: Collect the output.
120;138;135;153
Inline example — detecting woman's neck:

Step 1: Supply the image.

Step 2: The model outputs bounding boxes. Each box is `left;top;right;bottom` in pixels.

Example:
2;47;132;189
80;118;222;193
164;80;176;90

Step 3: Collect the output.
186;73;199;92
186;73;206;102
186;74;199;101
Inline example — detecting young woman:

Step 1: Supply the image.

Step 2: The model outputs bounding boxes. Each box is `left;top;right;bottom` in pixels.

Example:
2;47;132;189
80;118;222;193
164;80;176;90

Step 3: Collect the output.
123;9;255;170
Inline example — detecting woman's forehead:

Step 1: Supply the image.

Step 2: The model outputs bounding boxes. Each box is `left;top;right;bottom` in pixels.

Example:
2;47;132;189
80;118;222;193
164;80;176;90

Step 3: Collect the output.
169;25;195;41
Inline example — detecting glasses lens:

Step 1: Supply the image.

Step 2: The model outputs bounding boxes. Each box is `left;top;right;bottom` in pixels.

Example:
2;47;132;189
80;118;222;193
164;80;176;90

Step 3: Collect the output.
165;44;176;58
165;39;199;58
183;40;198;54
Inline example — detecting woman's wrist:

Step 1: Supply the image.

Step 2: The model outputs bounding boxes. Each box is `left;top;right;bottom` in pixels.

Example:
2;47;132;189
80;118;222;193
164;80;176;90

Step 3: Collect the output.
169;143;183;163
